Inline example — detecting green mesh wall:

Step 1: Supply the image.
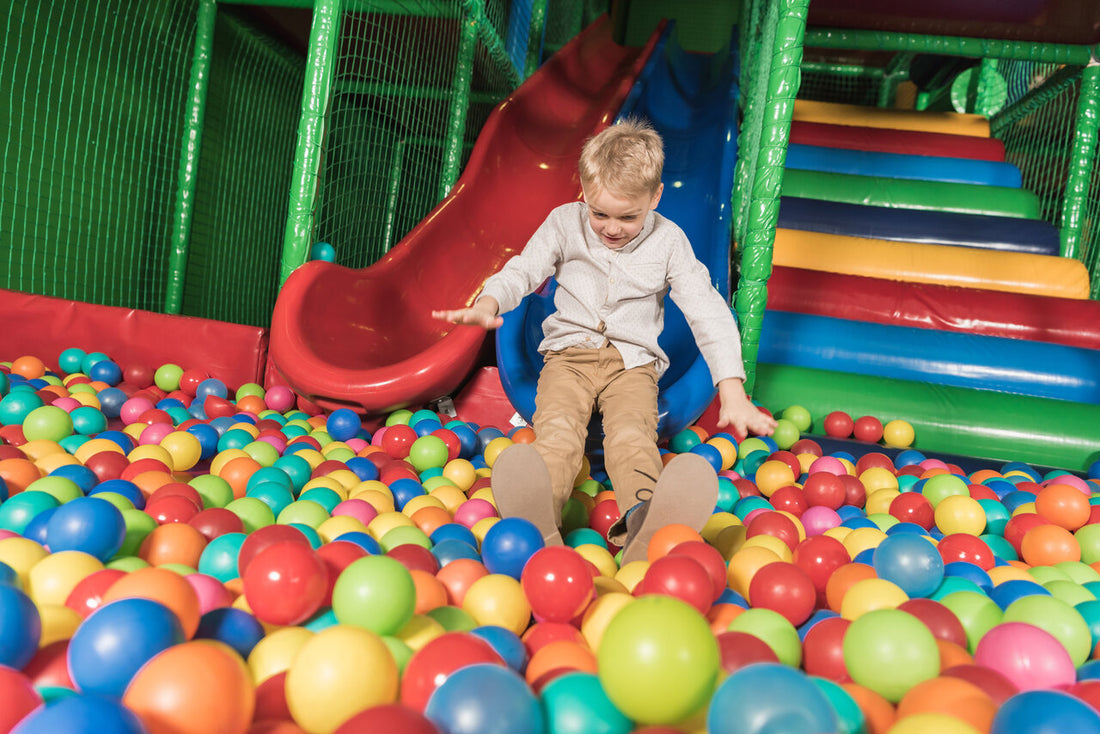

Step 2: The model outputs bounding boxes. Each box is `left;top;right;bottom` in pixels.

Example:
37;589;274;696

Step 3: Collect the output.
1;0;196;311
183;8;304;326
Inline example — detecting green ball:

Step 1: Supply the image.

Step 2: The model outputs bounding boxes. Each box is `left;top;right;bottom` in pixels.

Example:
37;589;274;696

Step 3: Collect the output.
153;363;184;392
107;556;149;572
235;382;265;400
669;429;702;455
737;437;771;460
938;590;1003;653
277;499;330;529
1003;594;1092;667
332;555;416;636
843;608;940;703
597;595;719;726
226;496;276;533
1044;579;1095;607
780;405;813;432
1076;524;1100;565
22;405;73;442
189;474;234;509
1055;561;1100;585
727;607;802;668
273;454;313;492
243;440;280;468
27;476;82;504
91;492;135;513
385;409;414;426
426;605;478;632
298;487;342;513
408;435;449;473
381;635;414;674
810;677;865;734
379;525;432;553
58;347;87;375
921;473;969;508
771;418;801;451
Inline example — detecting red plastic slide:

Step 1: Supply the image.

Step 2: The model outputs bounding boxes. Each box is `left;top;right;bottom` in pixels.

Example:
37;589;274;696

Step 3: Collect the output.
269;17;659;414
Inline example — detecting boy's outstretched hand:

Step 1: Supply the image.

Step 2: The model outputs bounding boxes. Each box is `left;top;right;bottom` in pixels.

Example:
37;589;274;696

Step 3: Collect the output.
432;296;503;330
715;378;778;438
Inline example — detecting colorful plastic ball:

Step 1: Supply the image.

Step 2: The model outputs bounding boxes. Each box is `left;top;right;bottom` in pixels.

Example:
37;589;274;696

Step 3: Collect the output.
0;491;59;534
408;435;450;473
67;597;185;697
974;621;1075;692
1002;594;1091;667
747;561;816;626
0;664;42;732
333;704;438;734
540;671;631;734
424;663;544;734
0;584;41;668
872;533;944;598
242;541;328;626
852;416;884;443
69;405;108;436
991;689;1100;734
801;616;851;681
469;625;528;673
332;554;416;635
400;631;505;711
707;662;838;734
823;411;854;438
715;630;780;673
22;405;73;442
45;496;126;562
1021;523;1081;566
194;606;266;660
843;608;940;702
462;573;532;635
598;595;720;725
882;420;915;448
669;429;702;454
88;359;122;385
325;408;361;442
102;566;202;639
10;692;146;734
520;545;595;623
122;640;254;734
480;517;544;580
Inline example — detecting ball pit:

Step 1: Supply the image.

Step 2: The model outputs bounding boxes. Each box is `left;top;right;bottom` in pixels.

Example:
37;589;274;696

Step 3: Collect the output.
3;352;1100;732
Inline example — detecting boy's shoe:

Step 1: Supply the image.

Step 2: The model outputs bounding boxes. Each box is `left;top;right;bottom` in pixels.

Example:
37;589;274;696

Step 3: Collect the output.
618;453;718;565
490;443;564;545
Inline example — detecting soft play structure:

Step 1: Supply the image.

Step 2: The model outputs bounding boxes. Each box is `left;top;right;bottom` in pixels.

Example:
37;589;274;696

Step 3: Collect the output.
494;22;740;438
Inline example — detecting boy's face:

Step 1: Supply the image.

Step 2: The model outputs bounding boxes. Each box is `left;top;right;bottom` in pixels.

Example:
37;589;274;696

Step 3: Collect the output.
582;183;663;250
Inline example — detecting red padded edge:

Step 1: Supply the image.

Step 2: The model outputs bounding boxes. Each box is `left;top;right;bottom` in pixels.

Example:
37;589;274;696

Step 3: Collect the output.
790;121;1006;161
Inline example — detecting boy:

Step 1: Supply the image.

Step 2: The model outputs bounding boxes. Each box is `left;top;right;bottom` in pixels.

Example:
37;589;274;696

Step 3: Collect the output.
433;118;776;563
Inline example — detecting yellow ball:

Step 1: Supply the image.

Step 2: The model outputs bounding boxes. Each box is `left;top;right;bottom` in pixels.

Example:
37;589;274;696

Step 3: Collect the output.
461;574;531;635
575;543;618;578
39;603;83;646
247;627;315;685
471;516;499;543
840;577;909;620
701;512;741;545
27;550;104;607
73;438;125;463
934;495;987;536
442;459;478;492
866;488;901;516
482;437;514;467
127;444;173;468
843;527;888;559
581;591;634;652
318;515;367;543
159;431;202;472
0;537;49;588
727;545;782;598
883;420;916;449
394;614;445;651
860;467;899;495
613;561;650;593
367;511;414;540
706;437;738;471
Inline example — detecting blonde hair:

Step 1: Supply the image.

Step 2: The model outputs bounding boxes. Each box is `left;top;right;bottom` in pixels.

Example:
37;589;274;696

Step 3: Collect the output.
578;118;663;198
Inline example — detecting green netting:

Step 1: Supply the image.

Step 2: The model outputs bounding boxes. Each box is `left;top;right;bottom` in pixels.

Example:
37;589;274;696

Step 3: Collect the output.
1;0;197;312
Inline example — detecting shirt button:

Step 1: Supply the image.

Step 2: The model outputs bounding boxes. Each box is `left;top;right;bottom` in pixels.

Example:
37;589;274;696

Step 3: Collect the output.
609;278;615;284
597;321;606;333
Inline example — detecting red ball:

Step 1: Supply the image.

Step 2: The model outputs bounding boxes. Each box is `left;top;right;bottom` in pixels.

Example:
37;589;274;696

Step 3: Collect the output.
733;478;762;499
888;492;935;530
716;630;779;673
823;411;854;438
668;541;728;603
253;670;293;724
840;475;867;508
242;540;328;626
84;451;131;483
745;511;800;552
22;640;74;690
177;369;210;397
803;473;845;510
588;499;622;548
793;535;851;606
400;632;504;711
636;555;714;614
747;561;817;626
521;622;586;657
520;546;596;623
790;439;823;457
898;598;968;647
855;452;895;475
967;483;999;502
941;664;1019;705
431;428;462;462
852;416;884;443
769;485;808;518
0;665;42;733
188;508;244;541
123;363;155;389
386;544;440;575
381;424;418;459
801;616;851;681
769;450;803;481
145;494;201;525
237;524;314;578
936;533;995;570
64;568;126;618
334;704;439;734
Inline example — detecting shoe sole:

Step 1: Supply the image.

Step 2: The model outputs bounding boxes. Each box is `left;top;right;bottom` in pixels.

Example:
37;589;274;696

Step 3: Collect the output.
621;453;718;565
490;443;564;545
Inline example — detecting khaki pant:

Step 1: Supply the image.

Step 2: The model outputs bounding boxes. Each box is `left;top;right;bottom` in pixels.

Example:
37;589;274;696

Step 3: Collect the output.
531;344;664;522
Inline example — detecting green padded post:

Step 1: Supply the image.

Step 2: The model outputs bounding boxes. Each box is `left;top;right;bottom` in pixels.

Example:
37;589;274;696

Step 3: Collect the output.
166;0;217;314
734;0;809;395
804;29;1092;66
382;139;407;252
280;0;343;285
524;0;549;79
1059;62;1100;264
440;5;478;201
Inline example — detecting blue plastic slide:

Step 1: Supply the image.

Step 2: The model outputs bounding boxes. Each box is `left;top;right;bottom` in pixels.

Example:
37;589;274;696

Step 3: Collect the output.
494;24;739;438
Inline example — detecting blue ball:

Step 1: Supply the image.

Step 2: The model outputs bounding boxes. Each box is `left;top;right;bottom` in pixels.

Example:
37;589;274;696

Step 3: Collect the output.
68;598;184;697
0;561;16;587
310;241;336;261
990;579;1051;611
89;479;145;510
95;387;128;419
88;360;122;386
9;692;145;734
345;456;380;482
195;607;266;659
195;378;228;400
944;561;992;593
707;662;837;734
470;625;528;673
45;496;126;561
431;538;483;567
481;518;543;579
716;588;749;608
22;506;57;546
80;351;111;374
447;422;479;459
992;690;1100;734
872;533;944;598
185;422;220;460
390;477;427;510
334;531;382;555
49;464;98;494
430;523;479;548
689;442;724;472
96;430;135;453
798;608;841;641
326;408;362;442
425;663;544;734
0;585;41;668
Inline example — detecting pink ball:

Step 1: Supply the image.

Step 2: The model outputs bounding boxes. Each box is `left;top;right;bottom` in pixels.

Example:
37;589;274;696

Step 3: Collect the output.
371;426;389;447
120;396;155;425
139;422;175;446
453;498;498;528
345;438;369;452
919;458;949;472
1043;474;1091;495
264;384;296;413
974;621;1075;692
256;434;287;453
51;397;81;413
808;456;847;476
801;506;842;536
186;573;234;615
742;507;771;527
332;498;379;526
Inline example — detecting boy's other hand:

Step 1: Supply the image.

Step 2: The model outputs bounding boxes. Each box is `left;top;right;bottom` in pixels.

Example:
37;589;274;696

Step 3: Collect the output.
432;306;503;331
715;378;778;438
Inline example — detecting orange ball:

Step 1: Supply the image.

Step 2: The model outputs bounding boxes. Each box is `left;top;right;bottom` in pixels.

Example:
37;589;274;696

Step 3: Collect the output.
123;640;254;734
103;566;202;638
409;506;453;537
841;682;898;734
825;562;878;613
524;639;597;686
235;395;267;416
0;458;43;494
410;569;448;615
936;638;974;671
139;523;209;569
10;355;47;379
1035;483;1091;531
130;470;175;497
435;558;489;606
510;427;536;444
647;523;704;562
1021;523;1081;565
218;456;263;500
706;603;746;635
754;460;797;497
896;676;996;733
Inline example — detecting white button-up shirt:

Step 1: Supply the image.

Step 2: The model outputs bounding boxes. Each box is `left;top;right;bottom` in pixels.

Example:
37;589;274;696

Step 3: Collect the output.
478;202;746;384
